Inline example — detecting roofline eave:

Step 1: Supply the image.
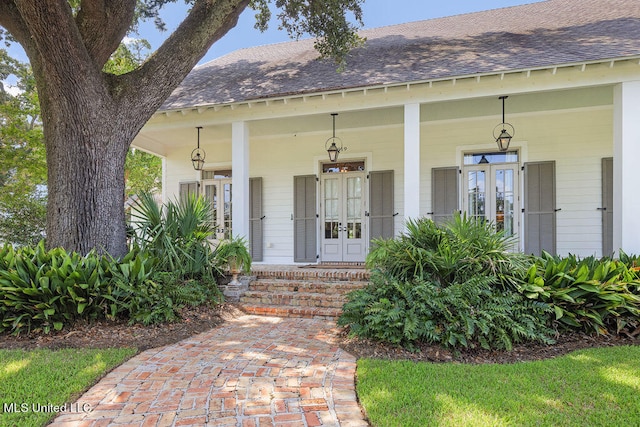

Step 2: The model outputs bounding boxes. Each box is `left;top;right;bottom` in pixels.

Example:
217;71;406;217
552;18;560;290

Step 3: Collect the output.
155;55;640;117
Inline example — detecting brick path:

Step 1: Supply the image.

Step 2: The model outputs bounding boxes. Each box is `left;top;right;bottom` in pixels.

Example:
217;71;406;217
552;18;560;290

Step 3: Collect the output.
50;315;368;427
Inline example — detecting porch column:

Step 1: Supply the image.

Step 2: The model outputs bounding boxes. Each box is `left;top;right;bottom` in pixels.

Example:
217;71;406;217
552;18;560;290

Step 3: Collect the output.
232;121;250;240
404;103;421;223
613;81;640;255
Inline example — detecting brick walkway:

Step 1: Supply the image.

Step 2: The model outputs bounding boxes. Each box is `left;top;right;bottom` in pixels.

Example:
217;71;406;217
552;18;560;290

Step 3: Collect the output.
50;315;368;427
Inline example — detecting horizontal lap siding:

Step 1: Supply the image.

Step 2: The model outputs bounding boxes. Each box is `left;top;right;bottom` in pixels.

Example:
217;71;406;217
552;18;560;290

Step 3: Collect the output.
421;107;612;257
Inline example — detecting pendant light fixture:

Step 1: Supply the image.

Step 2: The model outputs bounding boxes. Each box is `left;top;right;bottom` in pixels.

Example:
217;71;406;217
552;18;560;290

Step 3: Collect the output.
493;96;515;152
325;113;346;162
191;126;206;170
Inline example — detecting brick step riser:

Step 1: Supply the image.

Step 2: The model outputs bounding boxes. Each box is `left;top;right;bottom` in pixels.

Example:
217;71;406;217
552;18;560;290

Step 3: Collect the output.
240;294;349;309
251;271;370;283
241;305;341;320
247;281;366;294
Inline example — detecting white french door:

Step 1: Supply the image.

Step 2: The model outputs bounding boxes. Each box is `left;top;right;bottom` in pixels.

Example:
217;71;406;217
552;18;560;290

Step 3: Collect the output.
321;172;367;262
463;164;519;238
203;178;232;240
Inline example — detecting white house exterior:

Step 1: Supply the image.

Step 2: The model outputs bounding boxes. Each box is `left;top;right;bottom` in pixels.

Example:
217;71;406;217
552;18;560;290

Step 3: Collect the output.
133;0;640;264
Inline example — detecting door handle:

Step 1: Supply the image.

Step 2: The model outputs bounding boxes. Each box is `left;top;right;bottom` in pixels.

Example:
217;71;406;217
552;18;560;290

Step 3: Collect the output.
597;207;607;211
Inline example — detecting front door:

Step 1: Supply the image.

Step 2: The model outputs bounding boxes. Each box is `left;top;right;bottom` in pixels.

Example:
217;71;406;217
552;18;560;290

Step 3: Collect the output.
321;168;367;262
203;177;232;241
463;159;519;239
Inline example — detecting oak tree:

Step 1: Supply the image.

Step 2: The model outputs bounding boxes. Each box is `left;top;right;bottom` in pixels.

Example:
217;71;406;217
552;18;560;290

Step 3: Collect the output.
0;0;363;256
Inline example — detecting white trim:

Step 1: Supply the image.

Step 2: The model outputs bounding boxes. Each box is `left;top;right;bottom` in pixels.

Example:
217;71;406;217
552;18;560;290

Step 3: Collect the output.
404;103;421;222
232;121;250;240
613;81;640;255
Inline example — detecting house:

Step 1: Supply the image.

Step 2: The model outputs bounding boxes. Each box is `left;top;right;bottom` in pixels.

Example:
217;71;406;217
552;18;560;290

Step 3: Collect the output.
133;0;640;264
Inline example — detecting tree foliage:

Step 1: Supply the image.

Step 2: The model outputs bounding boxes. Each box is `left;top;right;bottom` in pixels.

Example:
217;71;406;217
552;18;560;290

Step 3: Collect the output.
0;49;47;246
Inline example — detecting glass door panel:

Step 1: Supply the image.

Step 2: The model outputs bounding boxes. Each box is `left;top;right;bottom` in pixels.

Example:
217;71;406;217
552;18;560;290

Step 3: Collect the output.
463;161;519;242
467;169;486;222
324;178;339;239
346;176;363;239
223;182;232;240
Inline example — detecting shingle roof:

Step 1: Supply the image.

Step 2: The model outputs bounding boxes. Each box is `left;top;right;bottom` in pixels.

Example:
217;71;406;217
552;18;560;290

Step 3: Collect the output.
161;0;640;110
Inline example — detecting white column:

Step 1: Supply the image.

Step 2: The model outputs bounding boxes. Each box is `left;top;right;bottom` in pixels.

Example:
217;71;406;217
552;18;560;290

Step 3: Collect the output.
232;121;250;240
613;81;640;255
404;103;421;223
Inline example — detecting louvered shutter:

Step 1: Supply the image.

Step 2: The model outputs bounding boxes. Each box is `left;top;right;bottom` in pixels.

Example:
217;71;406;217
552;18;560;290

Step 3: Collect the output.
369;170;395;242
249;177;263;261
601;157;613;257
431;167;459;224
293;175;317;262
524;161;556;255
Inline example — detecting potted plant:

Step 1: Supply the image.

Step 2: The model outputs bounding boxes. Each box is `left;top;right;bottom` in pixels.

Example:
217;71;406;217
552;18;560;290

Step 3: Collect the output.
215;236;252;286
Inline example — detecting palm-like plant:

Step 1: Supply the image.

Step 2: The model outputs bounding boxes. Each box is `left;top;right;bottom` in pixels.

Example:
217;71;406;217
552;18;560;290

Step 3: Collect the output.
129;192;219;279
367;213;532;290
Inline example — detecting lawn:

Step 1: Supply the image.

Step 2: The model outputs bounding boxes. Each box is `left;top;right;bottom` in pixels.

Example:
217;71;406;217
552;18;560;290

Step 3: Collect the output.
357;345;640;427
0;348;136;427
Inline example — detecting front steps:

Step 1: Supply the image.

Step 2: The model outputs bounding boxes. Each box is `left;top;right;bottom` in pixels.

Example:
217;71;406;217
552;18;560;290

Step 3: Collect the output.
238;265;370;320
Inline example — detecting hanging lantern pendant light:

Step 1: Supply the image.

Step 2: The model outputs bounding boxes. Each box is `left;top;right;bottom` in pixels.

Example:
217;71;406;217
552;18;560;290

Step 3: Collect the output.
191;126;206;170
325;113;346;162
493;96;515;152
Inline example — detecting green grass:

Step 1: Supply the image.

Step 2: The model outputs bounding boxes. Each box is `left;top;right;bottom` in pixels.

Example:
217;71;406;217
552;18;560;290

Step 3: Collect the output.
0;348;136;427
358;346;640;427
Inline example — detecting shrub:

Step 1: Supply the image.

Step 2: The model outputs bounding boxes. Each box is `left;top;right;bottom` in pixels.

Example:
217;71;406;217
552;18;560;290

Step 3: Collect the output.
339;271;553;350
0;242;122;334
521;252;640;335
340;214;554;350
129;192;221;280
367;214;532;290
0;242;222;334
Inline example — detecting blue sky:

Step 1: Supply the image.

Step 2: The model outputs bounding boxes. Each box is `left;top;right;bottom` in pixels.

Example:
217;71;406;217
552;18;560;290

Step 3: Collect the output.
6;1;545;68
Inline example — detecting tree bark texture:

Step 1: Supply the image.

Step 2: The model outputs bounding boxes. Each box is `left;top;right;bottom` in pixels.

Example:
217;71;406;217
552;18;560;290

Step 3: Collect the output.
0;0;250;256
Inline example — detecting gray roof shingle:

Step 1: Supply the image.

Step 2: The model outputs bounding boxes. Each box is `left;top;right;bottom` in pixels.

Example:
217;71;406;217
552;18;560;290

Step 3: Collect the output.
161;0;640;110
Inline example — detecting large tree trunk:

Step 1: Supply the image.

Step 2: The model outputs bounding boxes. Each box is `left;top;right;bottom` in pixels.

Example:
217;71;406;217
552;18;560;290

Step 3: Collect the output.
0;0;250;256
45;114;131;256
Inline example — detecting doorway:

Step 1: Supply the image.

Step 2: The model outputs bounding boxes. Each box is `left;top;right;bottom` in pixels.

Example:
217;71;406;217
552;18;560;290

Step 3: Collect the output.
320;161;367;262
463;152;519;239
202;170;232;241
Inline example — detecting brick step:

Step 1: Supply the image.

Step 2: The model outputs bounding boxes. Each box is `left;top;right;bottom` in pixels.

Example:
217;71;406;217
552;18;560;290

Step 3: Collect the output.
247;279;366;294
240;304;343;320
230;265;370;320
240;290;351;309
250;266;370;283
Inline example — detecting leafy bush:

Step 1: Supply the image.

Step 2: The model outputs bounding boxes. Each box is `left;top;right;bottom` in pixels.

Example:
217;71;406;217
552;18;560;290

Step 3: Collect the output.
0;242;121;334
339;271;553;350
521;252;640;335
340;214;554;350
0;242;222;334
367;214;532;290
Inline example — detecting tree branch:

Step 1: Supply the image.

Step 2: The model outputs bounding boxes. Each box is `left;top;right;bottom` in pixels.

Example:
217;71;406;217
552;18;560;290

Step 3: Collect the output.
76;0;136;68
0;0;36;55
115;0;251;114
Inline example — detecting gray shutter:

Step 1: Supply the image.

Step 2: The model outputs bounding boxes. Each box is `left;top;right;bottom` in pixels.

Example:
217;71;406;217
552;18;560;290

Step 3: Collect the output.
249;177;263;262
601;157;613;257
179;181;198;203
431;167;459;224
293;175;317;263
369;170;395;242
524;161;556;255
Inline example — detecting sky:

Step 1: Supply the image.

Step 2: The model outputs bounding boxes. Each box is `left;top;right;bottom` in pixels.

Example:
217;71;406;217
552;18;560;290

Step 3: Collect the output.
4;0;545;78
